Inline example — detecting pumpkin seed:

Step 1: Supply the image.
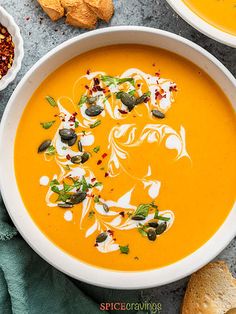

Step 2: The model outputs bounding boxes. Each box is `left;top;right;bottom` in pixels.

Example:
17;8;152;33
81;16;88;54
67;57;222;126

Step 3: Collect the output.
78;140;83;152
148;221;158;228
57;203;74;208
38;139;51;153
81;152;90;163
96;232;108;243
87;97;97;104
156;222;167;235
70;192;87;204
71;155;82;164
147;228;157;241
68;134;77;146
85;105;103;117
152;110;165;119
120;92;136;111
131;215;146;221
59;128;75;140
135;94;148;105
103;204;109;213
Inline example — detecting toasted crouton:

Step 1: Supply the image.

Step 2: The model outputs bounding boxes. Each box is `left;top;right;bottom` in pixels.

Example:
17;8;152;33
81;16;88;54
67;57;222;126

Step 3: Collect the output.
84;0;114;22
182;261;236;314
37;0;64;21
62;0;97;28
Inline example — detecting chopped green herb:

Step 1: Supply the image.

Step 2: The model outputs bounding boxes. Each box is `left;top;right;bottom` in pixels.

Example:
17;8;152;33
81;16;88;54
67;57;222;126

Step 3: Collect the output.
81;176;92;192
63;164;71;171
94;195;100;203
138;228;147;237
50;179;60;187
82;130;86;135
88;210;95;219
62;146;67;150
74;121;79;128
46;145;56;156
93;182;102;187
78;95;88;106
45;96;57;107
103;94;111;103
93;146;100;153
101;75;135;87
40;120;55;129
154;209;170;221
119;245;129;254
129;90;136;96
90;120;101;129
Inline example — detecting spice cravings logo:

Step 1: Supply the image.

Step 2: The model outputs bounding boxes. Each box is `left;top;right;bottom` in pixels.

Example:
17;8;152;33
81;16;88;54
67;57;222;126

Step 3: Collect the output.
99;301;162;313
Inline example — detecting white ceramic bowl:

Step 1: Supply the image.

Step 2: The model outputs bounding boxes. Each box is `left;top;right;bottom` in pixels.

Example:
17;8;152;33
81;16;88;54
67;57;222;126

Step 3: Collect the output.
0;6;24;91
166;0;236;48
0;26;235;289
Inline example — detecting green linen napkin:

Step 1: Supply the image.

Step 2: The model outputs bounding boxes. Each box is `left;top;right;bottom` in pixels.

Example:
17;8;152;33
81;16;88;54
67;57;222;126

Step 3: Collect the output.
0;194;143;314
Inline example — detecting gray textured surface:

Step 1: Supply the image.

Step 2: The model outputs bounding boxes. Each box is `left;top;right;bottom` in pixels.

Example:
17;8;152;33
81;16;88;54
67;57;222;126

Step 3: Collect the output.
0;0;235;313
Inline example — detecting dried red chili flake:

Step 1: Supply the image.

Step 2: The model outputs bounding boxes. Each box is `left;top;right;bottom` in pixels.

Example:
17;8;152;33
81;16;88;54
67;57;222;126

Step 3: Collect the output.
137;83;141;88
72;112;78;117
91;177;96;183
0;24;14;80
94;243;98;247
25;16;30;21
119;211;125;218
85;85;89;90
169;84;177;92
66;154;71;160
107;230;114;236
152;63;156;67
155;72;160;77
118;109;128;114
97;160;102;165
92;86;98;92
144;97;150;103
155;91;163;100
104;172;109;178
102;153;107;159
69;115;76;122
93;77;100;85
86;69;91;75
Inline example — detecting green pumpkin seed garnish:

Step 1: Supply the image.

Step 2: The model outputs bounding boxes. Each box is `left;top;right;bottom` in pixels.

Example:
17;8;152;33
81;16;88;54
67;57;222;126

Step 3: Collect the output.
38;139;51;153
59;128;75;140
148;221;158;228
96;232;108;243
120;92;136;111
78;140;83;152
131;215;146;221
147;228;157;241
68;134;77;146
135;92;151;105
45;96;57;107
103;204;109;213
71;155;82;164
156;222;167;235
57;203;74;208
85;105;103;117
81;152;90;163
87;96;97;104
70;192;87;204
152;110;165;119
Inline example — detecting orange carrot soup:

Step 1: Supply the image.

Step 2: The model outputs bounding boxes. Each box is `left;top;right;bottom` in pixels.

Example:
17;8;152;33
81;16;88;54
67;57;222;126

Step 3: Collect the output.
183;0;236;35
14;45;236;271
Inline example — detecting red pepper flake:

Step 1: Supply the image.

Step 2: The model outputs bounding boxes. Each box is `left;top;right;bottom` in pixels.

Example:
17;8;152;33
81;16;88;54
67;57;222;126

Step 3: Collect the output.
113;238;117;241
72;112;78;117
144;97;150;103
105;172;109;178
87;193;94;198
94;243;98;247
86;69;90;75
85;85;89;90
137;83;141;88
169;84;177;92
155;72;160;77
152;63;156;67
118;109;128;114
0;24;15;80
93;77;100;85
155;91;163;100
97;160;102;165
91;177;96;183
102;153;107;159
25;16;30;21
107;230;114;236
119;211;125;217
66;154;71;160
92;86;97;92
69;115;75;122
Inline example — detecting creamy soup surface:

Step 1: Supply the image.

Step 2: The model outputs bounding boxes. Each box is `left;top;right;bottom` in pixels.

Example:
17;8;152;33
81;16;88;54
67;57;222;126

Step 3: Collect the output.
14;45;236;271
183;0;236;35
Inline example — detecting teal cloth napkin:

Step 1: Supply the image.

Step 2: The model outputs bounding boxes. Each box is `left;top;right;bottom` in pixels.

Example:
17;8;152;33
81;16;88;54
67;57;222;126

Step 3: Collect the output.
0;195;142;314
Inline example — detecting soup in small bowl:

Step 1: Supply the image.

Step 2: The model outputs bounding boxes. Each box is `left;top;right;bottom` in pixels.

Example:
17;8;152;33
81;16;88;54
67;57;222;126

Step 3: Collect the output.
0;27;235;288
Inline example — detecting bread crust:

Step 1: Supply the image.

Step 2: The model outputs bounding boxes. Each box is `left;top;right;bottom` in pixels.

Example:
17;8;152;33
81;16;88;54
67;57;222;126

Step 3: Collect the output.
84;0;114;22
182;261;236;314
37;0;64;21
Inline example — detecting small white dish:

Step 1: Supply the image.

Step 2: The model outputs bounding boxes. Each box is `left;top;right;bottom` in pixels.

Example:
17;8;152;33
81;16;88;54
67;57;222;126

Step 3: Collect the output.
0;26;235;289
0;6;24;91
166;0;236;48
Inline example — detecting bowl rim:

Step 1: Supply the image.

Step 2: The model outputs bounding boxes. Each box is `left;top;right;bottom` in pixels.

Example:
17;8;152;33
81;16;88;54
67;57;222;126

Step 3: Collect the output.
165;0;236;48
0;26;235;289
0;6;24;91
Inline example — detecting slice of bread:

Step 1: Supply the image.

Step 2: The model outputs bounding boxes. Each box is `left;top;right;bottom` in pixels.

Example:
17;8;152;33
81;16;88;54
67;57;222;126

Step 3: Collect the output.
62;0;97;29
37;0;64;21
84;0;114;22
182;261;236;314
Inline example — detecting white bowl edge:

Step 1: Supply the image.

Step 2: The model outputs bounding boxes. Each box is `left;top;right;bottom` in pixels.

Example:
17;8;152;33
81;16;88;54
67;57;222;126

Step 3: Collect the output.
0;26;235;289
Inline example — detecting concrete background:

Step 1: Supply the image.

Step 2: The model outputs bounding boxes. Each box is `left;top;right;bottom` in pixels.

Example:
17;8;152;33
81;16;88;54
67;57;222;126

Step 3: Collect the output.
0;0;235;313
